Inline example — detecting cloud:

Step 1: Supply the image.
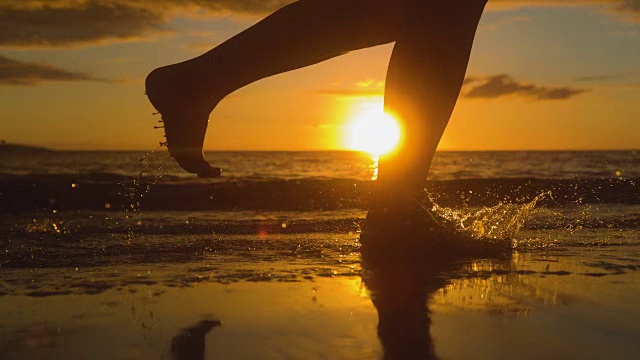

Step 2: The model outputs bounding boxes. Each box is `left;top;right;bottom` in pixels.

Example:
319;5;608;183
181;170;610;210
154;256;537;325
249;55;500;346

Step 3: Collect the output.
177;0;295;14
464;74;589;100
314;75;589;100
574;72;639;82
618;0;640;11
313;89;384;97
0;2;167;48
490;0;638;9
0;0;293;48
0;54;106;85
312;78;384;97
479;15;531;30
490;0;640;20
0;0;637;49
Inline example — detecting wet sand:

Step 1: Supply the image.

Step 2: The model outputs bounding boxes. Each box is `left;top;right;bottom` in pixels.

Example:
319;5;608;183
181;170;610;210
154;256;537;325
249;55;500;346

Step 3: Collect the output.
2;245;639;360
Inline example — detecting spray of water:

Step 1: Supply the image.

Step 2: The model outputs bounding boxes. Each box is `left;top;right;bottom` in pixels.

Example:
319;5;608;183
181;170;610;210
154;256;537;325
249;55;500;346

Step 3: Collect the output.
120;146;171;241
426;191;552;241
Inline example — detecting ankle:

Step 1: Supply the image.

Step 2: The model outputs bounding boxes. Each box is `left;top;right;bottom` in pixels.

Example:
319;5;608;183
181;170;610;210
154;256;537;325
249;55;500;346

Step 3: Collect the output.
371;183;424;212
187;52;233;100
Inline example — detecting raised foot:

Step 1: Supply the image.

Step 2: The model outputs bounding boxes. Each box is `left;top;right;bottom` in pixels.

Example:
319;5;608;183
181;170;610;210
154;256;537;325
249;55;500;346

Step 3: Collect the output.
171;148;222;178
145;65;221;177
198;166;222;178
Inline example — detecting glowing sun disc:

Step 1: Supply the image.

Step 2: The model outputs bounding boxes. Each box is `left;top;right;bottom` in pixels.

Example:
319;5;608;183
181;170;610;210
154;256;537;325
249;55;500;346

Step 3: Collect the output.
345;107;402;156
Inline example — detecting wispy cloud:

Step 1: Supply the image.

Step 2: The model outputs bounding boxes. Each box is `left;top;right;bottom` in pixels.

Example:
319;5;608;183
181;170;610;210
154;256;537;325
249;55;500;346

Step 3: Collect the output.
490;0;638;9
313;89;384;97
0;2;167;48
616;0;640;12
464;74;590;100
315;75;589;101
312;78;384;97
480;15;531;30
0;1;293;48
490;0;640;20
573;72;639;82
0;54;107;85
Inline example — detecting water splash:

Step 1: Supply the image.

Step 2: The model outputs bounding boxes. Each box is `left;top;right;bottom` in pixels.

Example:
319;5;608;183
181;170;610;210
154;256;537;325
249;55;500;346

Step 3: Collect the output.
120;147;171;240
427;191;551;241
25;217;68;235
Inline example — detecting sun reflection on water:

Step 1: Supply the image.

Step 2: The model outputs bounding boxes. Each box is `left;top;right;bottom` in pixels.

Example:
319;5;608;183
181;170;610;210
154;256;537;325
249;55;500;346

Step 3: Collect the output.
370;154;379;181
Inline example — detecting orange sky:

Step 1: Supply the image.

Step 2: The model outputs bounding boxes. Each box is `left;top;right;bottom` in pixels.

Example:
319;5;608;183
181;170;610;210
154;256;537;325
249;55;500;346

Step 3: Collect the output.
0;1;639;151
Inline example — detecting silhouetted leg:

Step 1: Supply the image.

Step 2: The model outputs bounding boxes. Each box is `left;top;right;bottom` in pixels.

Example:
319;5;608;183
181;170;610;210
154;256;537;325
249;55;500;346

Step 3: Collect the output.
146;0;406;176
376;1;488;209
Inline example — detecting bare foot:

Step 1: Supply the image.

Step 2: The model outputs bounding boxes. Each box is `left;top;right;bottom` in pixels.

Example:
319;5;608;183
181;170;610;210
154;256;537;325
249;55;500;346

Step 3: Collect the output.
145;64;222;178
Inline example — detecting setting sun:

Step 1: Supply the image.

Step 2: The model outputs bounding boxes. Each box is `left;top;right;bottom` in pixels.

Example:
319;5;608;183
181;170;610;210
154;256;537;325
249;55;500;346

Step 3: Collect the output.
344;104;402;156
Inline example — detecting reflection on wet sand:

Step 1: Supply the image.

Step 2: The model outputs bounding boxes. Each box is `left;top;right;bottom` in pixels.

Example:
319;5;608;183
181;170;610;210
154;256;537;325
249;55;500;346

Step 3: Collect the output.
170;319;222;360
2;247;640;359
361;230;511;359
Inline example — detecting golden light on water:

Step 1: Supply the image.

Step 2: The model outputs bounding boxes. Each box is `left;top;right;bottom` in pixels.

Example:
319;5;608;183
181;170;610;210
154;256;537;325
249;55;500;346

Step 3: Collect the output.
344;102;402;156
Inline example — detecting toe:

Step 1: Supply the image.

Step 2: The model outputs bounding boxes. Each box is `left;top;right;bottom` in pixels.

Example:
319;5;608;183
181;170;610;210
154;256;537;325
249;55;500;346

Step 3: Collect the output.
197;165;222;178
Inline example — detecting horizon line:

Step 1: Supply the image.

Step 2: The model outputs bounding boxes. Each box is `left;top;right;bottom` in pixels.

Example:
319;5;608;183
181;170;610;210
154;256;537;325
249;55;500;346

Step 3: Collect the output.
14;148;640;153
3;142;637;153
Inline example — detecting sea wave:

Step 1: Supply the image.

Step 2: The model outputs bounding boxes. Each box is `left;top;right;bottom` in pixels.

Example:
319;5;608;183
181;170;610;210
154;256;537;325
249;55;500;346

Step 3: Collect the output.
1;174;638;212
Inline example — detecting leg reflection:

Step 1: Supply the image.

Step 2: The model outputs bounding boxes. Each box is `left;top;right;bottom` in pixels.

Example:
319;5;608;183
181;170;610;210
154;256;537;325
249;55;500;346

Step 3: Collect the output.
364;265;439;359
361;228;505;360
170;319;221;360
362;250;451;359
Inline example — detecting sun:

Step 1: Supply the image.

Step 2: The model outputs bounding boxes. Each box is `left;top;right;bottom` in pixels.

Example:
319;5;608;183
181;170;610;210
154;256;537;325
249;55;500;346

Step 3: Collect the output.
344;104;402;156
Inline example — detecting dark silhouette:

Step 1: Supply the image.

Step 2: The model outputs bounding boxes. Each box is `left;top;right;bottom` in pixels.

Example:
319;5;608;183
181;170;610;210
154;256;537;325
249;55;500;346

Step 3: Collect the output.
361;229;511;359
362;253;445;359
170;319;222;360
146;0;488;203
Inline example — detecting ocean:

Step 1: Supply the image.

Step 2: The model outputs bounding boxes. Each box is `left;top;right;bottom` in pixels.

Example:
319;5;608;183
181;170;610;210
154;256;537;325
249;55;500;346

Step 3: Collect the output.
1;150;639;359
